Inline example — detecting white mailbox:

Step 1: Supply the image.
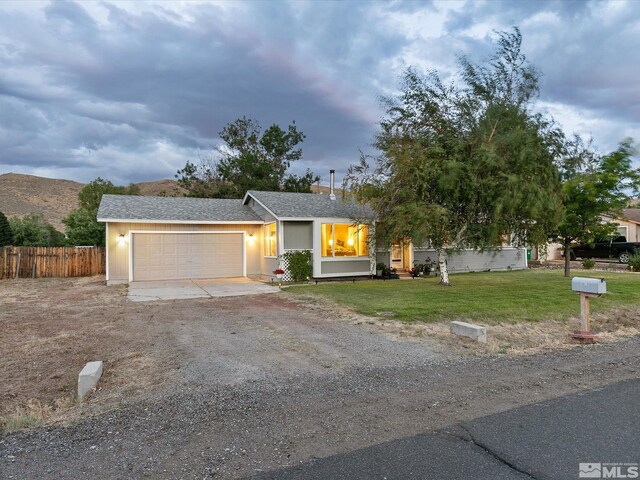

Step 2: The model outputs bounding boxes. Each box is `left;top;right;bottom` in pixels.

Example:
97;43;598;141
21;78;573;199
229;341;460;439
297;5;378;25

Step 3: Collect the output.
572;277;606;295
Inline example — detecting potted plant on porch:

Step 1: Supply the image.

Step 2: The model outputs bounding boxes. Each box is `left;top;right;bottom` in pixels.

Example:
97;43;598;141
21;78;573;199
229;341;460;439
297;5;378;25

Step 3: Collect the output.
423;259;436;276
274;268;285;280
376;262;386;277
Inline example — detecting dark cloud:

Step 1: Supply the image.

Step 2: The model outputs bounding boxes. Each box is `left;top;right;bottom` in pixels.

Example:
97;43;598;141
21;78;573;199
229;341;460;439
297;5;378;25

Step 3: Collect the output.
440;0;640;151
0;0;637;186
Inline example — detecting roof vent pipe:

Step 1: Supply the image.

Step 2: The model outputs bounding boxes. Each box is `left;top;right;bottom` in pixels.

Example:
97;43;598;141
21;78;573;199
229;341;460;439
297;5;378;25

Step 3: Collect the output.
329;170;336;200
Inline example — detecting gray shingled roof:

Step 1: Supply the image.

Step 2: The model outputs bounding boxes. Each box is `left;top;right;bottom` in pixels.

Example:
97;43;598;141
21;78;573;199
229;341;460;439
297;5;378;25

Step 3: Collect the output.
622;208;640;224
246;190;374;219
97;195;262;222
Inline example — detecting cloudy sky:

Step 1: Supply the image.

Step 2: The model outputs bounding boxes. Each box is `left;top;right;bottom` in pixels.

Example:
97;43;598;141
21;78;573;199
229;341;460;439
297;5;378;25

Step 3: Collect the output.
0;0;639;186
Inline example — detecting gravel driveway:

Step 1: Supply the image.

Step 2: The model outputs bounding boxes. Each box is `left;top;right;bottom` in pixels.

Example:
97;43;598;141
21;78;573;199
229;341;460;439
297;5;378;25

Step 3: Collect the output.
166;293;446;386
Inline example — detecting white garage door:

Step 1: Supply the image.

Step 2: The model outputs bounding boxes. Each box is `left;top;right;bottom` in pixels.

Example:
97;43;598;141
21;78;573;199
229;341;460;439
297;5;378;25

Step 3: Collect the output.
132;233;243;281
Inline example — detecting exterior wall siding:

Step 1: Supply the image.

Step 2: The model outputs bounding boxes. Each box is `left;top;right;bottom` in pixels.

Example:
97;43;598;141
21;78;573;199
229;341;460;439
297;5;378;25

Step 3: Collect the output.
106;222;261;283
613;219;639;242
283;221;313;250
261;256;279;277
376;251;390;267
412;247;527;273
320;259;371;275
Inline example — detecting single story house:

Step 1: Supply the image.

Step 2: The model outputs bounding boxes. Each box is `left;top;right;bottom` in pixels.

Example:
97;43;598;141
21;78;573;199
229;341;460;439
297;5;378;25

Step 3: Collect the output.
97;190;375;285
98;183;528;284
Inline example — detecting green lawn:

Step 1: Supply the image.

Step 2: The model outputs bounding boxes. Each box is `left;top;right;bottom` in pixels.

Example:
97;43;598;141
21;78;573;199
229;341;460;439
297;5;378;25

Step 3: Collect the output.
287;270;640;323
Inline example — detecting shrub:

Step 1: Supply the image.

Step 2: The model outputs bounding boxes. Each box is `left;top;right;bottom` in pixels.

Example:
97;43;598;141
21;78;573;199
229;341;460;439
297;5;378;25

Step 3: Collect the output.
9;214;65;247
627;253;640;272
63;208;105;246
581;258;595;270
281;250;312;281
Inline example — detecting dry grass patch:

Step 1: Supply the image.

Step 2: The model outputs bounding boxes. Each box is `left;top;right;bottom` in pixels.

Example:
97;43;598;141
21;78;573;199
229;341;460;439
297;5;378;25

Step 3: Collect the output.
2;397;75;435
1;276;177;433
353;306;640;356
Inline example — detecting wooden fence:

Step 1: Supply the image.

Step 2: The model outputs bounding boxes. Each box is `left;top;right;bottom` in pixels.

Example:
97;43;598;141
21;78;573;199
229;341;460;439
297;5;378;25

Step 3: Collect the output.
0;246;106;280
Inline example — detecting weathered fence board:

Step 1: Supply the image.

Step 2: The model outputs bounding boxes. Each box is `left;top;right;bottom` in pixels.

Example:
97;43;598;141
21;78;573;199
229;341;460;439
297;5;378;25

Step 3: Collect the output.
0;247;106;280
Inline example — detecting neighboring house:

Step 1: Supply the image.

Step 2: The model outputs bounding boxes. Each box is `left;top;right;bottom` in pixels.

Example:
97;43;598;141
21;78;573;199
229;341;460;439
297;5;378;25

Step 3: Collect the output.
538;208;640;262
97;190;374;285
607;208;640;242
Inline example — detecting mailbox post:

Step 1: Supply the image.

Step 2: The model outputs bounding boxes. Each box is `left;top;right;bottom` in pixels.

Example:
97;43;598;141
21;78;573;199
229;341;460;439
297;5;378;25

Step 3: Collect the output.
570;277;606;342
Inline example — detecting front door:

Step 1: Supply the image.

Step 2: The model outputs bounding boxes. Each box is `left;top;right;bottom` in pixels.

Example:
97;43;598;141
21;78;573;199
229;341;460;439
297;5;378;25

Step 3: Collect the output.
391;243;403;264
391;241;412;271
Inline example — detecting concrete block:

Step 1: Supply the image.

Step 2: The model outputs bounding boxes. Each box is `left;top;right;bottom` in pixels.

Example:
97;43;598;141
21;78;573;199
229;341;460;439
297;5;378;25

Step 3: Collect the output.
450;321;487;343
78;361;103;401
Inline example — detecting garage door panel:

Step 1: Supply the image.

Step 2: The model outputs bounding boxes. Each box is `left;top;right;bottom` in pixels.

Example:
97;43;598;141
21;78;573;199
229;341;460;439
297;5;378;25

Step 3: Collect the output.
132;233;243;281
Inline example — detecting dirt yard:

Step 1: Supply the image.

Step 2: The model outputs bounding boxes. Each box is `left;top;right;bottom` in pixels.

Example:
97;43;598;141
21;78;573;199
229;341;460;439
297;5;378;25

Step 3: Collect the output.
1;276;447;431
0;276;180;429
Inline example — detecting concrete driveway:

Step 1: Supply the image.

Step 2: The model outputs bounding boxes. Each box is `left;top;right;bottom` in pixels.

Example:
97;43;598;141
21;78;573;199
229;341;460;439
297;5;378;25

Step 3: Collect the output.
127;277;280;301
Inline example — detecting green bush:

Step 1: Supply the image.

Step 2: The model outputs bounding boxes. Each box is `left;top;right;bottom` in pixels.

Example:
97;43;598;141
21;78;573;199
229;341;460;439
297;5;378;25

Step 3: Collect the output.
9;214;65;247
627;254;640;272
281;250;312;281
581;258;595;270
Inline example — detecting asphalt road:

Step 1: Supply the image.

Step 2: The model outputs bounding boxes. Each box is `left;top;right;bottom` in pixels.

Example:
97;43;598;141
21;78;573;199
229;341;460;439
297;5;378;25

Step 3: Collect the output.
256;379;640;480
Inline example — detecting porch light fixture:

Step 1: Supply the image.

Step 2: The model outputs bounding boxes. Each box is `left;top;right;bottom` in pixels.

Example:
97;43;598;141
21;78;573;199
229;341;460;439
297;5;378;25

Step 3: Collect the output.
248;233;255;244
118;234;126;245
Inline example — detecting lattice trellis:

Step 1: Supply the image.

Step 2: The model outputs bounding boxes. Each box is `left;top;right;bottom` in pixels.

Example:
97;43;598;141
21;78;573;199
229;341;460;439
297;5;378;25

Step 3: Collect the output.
278;249;311;282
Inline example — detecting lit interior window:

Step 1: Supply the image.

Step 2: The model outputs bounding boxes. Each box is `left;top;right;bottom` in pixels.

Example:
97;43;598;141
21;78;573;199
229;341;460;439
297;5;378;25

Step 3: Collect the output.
321;223;369;257
322;224;333;257
264;223;276;256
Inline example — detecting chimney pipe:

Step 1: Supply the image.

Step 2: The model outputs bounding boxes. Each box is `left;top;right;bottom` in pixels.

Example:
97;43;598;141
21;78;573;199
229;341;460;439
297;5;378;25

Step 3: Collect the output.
329;170;336;200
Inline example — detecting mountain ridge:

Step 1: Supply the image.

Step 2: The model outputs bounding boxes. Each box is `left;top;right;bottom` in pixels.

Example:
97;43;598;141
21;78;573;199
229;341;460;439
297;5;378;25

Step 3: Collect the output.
0;173;335;232
0;173;185;231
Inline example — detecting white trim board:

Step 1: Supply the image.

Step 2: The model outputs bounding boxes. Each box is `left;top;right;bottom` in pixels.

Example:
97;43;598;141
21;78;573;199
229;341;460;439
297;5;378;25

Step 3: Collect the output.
105;222;110;282
242;193;280;220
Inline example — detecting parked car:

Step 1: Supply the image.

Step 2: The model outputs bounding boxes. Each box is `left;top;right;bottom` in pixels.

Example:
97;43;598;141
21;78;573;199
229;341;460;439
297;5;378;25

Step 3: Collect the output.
570;236;639;264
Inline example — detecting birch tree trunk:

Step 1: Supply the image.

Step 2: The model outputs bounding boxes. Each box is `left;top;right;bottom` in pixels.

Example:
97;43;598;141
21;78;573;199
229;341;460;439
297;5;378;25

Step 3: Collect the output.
437;248;450;286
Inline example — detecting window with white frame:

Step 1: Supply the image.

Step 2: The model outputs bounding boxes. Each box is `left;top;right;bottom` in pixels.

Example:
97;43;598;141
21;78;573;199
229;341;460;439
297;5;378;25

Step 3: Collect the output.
321;223;369;257
264;223;276;256
617;225;628;240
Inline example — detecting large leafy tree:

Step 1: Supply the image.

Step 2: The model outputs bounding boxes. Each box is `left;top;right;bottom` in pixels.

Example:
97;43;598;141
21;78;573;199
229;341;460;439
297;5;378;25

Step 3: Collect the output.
346;28;563;285
554;138;639;277
63;178;139;246
0;211;12;247
177;117;319;198
9;214;65;247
